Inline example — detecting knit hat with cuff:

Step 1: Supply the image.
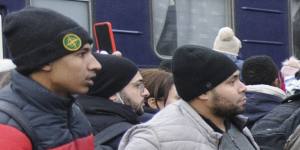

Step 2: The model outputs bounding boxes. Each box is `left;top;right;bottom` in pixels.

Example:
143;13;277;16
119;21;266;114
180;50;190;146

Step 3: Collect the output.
3;7;93;75
172;45;238;102
88;54;138;99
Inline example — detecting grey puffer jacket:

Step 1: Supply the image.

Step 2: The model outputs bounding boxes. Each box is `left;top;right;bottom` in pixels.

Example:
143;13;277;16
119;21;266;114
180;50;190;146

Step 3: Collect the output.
118;100;259;150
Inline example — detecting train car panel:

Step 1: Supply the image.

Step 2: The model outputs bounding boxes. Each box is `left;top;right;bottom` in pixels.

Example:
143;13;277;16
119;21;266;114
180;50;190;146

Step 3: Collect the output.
235;0;290;66
94;0;160;68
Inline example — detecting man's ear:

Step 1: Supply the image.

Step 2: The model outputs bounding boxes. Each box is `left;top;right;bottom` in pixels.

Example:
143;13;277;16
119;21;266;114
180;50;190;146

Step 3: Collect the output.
41;64;52;72
198;92;209;101
109;94;117;102
272;78;280;88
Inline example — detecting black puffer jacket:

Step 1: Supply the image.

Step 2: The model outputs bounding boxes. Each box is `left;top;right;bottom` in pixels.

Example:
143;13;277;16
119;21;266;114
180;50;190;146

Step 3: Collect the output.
251;93;300;150
243;91;283;128
0;71;94;150
77;95;140;150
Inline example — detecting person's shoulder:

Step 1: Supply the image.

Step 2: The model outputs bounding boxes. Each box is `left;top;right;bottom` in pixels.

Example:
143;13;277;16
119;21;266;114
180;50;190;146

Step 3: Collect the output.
251;98;300;133
145;101;187;125
0;84;24;106
118;124;159;150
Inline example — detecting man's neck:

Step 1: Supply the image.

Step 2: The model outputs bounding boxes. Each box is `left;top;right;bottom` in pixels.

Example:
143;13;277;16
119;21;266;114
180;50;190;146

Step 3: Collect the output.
190;100;226;132
30;72;69;97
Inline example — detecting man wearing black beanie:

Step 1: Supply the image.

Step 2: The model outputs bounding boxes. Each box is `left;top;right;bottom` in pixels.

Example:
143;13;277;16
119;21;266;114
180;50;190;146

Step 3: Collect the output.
77;53;150;150
119;45;259;150
0;7;101;149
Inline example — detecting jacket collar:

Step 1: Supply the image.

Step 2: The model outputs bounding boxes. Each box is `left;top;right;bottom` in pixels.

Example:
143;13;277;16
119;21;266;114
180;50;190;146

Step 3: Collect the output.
246;84;286;99
180;100;248;132
77;95;140;124
11;70;74;114
231;115;248;130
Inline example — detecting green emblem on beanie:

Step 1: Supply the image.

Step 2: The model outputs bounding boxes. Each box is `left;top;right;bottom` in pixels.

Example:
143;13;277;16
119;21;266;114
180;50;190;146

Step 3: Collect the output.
63;33;82;51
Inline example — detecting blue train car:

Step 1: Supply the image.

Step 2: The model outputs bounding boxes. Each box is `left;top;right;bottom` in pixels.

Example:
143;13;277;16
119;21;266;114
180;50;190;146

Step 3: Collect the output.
0;0;296;67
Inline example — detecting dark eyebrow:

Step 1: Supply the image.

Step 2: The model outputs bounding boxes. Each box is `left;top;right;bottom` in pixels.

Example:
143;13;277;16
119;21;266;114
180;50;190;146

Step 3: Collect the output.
232;74;239;80
227;71;240;81
132;79;144;85
74;46;90;54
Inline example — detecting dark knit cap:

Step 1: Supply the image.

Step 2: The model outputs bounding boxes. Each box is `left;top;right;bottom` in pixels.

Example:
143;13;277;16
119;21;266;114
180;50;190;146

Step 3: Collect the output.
88;54;138;99
172;45;238;102
242;55;278;85
3;7;93;74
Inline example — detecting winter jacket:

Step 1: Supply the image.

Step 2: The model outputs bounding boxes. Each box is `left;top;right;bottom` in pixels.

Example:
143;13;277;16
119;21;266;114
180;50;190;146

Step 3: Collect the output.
0;71;94;150
77;95;140;150
243;84;286;128
119;100;259;150
285;124;300;150
251;92;300;150
284;76;300;96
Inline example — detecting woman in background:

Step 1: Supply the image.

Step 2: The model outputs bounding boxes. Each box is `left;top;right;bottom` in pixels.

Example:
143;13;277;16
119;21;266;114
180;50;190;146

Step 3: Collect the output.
141;68;180;112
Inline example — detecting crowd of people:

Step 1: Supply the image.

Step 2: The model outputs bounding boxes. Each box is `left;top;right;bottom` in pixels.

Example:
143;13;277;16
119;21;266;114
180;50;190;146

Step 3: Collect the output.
2;6;300;150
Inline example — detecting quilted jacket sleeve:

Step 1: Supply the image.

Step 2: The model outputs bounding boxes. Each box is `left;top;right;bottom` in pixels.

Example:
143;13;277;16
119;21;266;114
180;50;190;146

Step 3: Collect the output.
118;126;159;150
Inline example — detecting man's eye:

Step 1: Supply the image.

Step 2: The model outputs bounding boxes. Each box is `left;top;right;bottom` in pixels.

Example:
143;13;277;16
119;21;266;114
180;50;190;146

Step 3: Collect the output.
135;83;141;88
77;52;86;57
228;79;235;84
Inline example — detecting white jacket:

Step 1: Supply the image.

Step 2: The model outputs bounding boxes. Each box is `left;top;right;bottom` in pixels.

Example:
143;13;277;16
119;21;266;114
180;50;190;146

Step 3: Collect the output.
119;100;259;150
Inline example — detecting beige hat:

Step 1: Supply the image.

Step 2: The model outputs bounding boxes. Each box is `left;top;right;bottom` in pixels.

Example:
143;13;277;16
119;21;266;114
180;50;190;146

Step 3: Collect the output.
213;27;242;55
281;56;300;78
0;59;16;73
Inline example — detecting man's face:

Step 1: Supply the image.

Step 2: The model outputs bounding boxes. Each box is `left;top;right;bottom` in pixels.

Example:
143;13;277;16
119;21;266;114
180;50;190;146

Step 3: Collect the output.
207;71;247;118
118;72;150;115
47;43;101;96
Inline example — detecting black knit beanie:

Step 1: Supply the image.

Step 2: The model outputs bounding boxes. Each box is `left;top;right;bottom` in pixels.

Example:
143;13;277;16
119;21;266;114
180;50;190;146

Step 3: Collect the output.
88;54;138;99
3;7;93;75
172;45;238;102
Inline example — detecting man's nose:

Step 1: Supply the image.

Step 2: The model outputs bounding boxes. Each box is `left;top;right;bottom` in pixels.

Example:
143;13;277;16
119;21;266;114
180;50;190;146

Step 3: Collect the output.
238;80;247;93
88;54;102;71
142;87;150;97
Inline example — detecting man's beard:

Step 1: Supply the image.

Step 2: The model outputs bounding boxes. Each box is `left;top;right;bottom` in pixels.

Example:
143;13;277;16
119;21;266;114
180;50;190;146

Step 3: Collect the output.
211;91;244;119
119;92;144;116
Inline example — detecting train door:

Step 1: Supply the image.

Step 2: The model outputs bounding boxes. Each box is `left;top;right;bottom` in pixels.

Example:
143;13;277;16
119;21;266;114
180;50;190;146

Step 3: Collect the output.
95;0;234;68
235;0;290;66
94;0;159;68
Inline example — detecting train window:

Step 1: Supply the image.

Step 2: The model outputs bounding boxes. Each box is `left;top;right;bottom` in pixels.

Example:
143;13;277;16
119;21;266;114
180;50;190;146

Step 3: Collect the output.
152;0;233;59
30;0;92;34
291;0;300;58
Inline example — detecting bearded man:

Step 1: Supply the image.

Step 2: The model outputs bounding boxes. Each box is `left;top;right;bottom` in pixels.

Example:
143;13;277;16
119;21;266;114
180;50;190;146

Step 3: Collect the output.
118;45;260;150
77;54;149;150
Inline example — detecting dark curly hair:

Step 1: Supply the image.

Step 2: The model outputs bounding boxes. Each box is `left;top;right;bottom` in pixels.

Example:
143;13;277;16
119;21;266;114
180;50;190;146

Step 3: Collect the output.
242;55;278;86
